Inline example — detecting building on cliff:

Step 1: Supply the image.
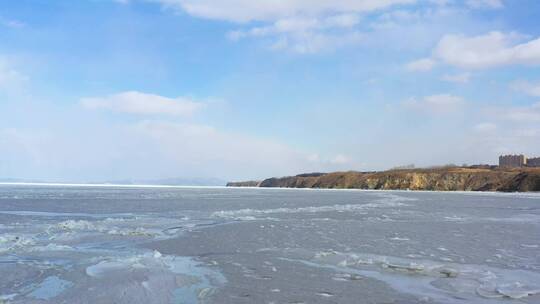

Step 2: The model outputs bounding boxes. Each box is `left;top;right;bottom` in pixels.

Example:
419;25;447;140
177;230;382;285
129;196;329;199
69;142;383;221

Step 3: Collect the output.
527;157;540;167
499;155;527;167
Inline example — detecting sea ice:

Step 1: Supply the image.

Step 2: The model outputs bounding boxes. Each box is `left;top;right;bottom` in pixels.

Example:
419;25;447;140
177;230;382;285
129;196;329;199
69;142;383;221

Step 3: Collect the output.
26;276;73;300
293;250;540;303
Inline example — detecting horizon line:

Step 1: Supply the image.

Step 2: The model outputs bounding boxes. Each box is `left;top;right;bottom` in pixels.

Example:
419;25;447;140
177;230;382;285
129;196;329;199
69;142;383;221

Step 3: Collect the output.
0;182;228;189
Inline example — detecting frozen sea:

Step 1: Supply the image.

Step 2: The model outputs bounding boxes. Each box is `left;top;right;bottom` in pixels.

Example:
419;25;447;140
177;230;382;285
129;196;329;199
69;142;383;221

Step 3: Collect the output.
0;185;539;303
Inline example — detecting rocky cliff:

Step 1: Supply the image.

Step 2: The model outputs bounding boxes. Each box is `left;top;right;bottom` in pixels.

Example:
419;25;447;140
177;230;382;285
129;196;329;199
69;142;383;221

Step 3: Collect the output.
227;167;540;192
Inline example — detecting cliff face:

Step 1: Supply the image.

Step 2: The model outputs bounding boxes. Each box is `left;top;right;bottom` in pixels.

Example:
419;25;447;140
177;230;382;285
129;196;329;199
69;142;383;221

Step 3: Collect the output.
498;172;540;192
228;168;540;192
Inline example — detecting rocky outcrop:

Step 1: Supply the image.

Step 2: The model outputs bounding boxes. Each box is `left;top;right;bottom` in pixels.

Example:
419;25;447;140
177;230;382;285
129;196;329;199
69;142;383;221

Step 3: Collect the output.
498;172;540;192
227;168;540;192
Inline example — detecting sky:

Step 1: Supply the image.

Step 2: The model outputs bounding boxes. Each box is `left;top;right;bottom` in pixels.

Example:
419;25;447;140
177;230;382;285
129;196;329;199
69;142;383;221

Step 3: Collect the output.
1;0;540;182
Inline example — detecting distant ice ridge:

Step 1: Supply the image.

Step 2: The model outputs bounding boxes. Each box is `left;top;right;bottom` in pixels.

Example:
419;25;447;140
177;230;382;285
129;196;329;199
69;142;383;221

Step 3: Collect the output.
0;209;212;258
443;213;540;224
291;250;540;303
0;221;154;255
0;214;202;256
0;210;135;217
212;193;412;219
53;219;159;237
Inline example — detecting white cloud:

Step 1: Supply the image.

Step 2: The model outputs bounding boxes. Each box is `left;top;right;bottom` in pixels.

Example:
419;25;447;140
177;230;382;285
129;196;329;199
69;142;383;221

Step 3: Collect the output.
405;58;436;71
510;80;540;97
228;14;361;40
465;0;503;9
228;14;364;53
441;72;471;83
154;0;417;23
402;94;466;114
142;0;500;55
371;8;449;30
433;31;540;69
80;91;205;116
144;0;421;53
365;6;474;54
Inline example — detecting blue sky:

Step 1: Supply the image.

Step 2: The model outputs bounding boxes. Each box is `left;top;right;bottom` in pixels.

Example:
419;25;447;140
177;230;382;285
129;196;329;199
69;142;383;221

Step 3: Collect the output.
1;0;540;182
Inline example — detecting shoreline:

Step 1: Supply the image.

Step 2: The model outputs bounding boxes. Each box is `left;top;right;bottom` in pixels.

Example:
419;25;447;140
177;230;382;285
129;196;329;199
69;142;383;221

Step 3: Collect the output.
228;167;540;193
1;182;539;197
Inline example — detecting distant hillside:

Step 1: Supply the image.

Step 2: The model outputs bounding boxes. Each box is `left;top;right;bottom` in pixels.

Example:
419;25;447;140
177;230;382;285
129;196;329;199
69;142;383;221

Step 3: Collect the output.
227;167;540;192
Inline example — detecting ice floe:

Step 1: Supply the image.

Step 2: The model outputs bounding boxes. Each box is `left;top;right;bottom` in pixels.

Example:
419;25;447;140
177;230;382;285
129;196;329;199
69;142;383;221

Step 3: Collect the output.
0;234;35;253
286;250;540;303
212;200;410;219
86;250;175;277
0;210;224;303
26;276;73;300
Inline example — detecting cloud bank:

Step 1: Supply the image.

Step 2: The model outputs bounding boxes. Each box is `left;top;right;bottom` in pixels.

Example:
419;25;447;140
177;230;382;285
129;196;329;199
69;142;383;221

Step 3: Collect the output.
434;31;540;69
80;91;205;116
156;0;416;23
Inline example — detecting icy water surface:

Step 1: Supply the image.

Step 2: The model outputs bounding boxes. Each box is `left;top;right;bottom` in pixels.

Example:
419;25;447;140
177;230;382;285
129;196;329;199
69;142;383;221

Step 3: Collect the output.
0;185;539;303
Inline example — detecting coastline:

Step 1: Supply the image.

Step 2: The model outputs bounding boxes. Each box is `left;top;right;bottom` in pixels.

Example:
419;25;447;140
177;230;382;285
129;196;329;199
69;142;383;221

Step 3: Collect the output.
2;182;540;197
227;167;540;193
